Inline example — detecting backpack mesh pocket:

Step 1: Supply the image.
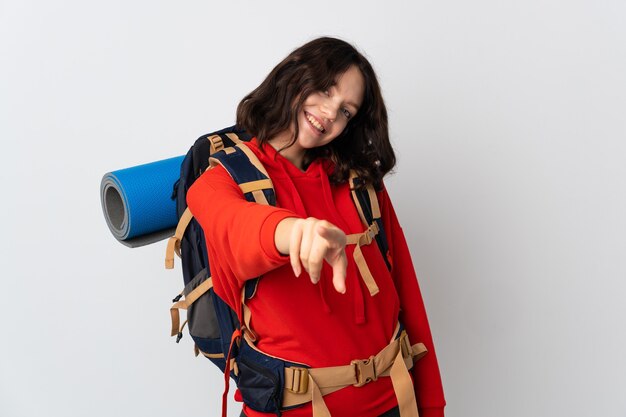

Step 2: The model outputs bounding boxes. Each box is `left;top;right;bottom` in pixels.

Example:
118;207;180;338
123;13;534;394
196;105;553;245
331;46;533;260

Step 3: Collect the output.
185;269;219;340
183;269;224;366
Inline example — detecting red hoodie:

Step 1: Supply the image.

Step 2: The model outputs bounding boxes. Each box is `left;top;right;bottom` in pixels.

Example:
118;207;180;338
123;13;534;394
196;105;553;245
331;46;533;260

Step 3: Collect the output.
187;137;446;417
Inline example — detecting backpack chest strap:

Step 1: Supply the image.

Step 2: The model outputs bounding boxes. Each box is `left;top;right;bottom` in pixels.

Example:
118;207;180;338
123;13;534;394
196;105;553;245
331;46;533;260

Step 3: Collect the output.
346;221;381;296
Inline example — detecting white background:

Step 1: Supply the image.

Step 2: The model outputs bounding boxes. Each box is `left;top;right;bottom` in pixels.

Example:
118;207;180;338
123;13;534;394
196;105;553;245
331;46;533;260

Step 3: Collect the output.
1;1;625;416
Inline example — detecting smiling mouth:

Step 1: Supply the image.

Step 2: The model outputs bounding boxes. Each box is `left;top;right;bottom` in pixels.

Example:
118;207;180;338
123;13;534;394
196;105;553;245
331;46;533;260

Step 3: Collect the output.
305;111;325;133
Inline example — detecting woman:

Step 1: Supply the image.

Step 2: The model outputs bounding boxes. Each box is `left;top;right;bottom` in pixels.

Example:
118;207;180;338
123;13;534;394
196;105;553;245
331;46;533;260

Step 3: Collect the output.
187;37;446;417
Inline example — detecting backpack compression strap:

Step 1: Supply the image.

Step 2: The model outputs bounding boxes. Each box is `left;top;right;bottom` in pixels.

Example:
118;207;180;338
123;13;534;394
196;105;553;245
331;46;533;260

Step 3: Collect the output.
165;208;193;269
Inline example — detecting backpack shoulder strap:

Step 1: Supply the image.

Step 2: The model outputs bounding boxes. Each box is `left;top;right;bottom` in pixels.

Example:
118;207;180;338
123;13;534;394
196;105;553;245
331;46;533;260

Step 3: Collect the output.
209;143;276;206
208;143;275;339
348;171;392;272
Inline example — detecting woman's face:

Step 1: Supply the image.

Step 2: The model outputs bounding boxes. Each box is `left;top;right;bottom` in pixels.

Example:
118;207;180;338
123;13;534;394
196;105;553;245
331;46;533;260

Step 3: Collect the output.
295;65;365;152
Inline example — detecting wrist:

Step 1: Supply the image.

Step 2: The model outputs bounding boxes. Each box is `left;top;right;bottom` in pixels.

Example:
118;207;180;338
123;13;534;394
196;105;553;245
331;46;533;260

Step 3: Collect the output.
274;217;300;255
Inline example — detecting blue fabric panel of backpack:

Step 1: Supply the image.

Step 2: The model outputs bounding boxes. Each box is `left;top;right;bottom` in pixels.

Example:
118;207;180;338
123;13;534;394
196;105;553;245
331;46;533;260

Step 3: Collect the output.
100;155;184;247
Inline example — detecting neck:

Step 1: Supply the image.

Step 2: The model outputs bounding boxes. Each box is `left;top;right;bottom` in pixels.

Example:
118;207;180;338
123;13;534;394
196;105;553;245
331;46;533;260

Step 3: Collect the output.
268;134;305;171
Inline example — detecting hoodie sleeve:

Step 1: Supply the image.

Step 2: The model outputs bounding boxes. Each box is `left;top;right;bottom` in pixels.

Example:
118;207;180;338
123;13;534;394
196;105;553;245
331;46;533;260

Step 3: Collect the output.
187;163;298;282
378;185;447;416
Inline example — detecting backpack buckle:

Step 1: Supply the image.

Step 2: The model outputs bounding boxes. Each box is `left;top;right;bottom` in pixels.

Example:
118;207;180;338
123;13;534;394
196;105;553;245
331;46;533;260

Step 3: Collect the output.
351;356;377;387
287;367;309;394
366;222;379;243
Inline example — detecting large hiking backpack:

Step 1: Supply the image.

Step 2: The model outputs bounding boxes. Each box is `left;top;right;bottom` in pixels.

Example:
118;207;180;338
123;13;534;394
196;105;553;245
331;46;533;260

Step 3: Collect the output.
163;125;411;416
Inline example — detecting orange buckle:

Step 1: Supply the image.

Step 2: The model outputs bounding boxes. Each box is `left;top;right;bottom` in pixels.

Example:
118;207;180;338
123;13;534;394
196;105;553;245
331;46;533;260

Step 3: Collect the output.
287;367;309;394
351;355;377;387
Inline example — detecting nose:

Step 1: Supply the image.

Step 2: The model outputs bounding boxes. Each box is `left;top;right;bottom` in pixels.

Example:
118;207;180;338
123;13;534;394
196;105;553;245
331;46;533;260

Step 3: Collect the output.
320;97;338;122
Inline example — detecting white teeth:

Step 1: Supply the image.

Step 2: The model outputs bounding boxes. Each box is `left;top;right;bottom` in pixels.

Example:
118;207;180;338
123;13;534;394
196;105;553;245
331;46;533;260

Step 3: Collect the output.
306;113;324;132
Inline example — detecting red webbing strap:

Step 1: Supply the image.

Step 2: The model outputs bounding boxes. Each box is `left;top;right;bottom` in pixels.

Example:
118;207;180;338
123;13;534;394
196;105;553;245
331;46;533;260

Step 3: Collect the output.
222;329;241;417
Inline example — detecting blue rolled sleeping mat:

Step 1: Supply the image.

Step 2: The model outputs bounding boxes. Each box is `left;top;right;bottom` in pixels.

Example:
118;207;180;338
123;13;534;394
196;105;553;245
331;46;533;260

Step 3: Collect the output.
100;156;184;248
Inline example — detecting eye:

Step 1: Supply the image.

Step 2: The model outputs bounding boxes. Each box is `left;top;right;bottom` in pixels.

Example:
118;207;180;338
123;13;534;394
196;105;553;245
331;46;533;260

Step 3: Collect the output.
341;108;352;119
323;89;330;96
